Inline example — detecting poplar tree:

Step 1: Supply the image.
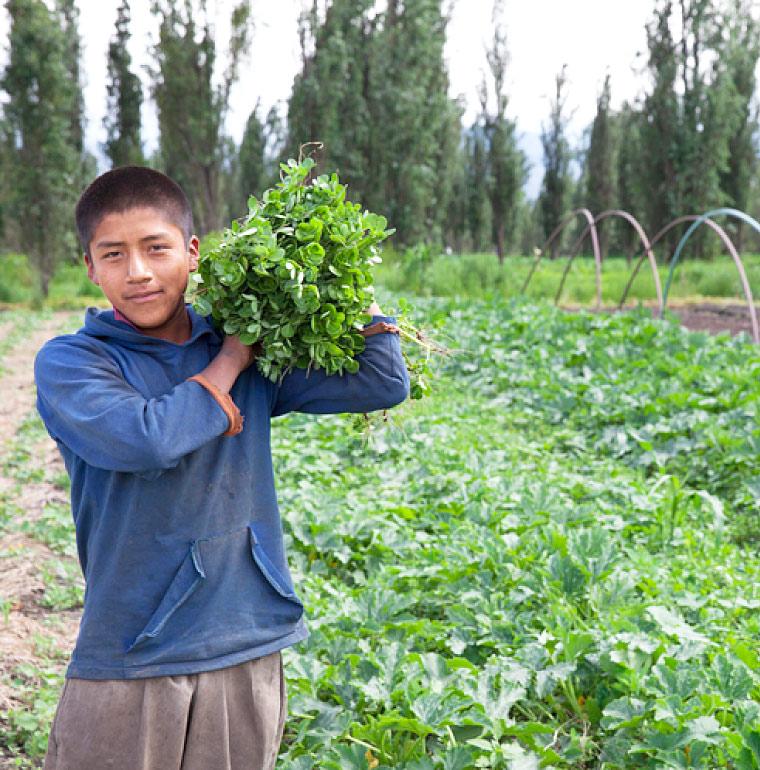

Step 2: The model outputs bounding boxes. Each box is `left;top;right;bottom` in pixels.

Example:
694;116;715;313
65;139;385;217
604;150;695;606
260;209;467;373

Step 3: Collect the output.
464;125;492;252
56;0;84;155
443;135;468;253
104;0;145;167
676;0;733;256
539;66;572;258
287;0;375;194
150;0;251;235
235;106;266;215
719;0;759;251
1;0;81;294
287;0;460;246
614;102;645;260
367;0;461;245
585;75;616;257
479;2;526;263
639;1;680;250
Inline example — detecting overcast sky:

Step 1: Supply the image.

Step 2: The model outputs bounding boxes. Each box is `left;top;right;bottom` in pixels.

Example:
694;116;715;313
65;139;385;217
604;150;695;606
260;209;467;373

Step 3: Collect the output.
0;0;658;195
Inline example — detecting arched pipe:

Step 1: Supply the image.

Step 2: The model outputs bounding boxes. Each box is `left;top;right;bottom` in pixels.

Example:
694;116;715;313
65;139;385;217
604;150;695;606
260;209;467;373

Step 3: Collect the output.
555;210;663;315
620;215;740;309
521;209;602;307
664;208;759;343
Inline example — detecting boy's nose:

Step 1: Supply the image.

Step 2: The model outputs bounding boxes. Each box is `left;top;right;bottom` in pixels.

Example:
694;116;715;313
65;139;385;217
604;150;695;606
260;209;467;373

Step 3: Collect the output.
126;252;153;281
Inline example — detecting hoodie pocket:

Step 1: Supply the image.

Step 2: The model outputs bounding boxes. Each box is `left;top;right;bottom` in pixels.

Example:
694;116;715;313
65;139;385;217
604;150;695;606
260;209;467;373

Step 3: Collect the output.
249;523;302;603
126;544;205;652
126;523;303;663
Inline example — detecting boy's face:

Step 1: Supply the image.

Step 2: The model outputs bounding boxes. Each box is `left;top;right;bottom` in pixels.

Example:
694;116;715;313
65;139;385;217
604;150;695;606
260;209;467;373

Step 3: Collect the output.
85;207;200;336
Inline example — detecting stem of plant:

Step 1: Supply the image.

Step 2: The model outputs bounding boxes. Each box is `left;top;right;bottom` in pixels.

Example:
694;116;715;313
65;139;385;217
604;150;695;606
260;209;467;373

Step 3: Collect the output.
345;735;391;761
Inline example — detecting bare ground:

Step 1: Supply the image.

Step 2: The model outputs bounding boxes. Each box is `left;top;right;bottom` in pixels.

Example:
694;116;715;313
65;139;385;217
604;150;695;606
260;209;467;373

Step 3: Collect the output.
563;299;760;340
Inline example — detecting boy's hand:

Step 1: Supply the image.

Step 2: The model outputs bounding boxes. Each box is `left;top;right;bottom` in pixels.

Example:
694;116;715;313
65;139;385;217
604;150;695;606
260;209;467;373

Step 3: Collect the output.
195;336;259;396
360;302;399;337
360;321;400;337
219;335;259;372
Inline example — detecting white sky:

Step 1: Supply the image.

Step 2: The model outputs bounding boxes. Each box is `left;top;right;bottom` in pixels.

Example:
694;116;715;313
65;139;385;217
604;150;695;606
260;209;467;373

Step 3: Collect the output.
0;1;658;195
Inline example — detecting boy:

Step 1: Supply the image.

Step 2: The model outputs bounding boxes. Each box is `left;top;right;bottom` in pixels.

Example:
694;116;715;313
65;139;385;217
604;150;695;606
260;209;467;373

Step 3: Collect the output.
34;166;409;770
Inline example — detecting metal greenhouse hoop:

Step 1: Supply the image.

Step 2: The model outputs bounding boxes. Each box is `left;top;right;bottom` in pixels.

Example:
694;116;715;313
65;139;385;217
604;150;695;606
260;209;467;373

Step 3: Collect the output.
558;210;663;315
521;209;602;308
664;208;759;343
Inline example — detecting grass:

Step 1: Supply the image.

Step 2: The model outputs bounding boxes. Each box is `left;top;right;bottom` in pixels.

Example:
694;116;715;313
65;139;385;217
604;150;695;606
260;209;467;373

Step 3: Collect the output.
0;254;103;309
374;247;760;306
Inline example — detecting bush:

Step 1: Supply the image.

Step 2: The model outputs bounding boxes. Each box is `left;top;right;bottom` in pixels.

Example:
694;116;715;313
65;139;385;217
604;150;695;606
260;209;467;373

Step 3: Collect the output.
0;253;38;303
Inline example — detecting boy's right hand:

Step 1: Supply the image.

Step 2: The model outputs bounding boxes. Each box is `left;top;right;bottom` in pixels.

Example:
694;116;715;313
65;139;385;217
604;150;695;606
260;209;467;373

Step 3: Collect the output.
219;335;259;373
195;336;259;397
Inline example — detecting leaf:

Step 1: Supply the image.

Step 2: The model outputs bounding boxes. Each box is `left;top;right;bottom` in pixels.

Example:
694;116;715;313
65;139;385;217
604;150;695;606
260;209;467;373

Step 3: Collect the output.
711;654;754;701
439;747;474;770
686;715;722;744
193;295;212;316
503;744;540;770
646;606;710;644
600;697;649;729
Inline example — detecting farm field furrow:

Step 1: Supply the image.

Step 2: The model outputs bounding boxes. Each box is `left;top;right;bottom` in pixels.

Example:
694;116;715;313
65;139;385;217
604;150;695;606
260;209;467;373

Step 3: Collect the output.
0;312;82;768
0;301;758;769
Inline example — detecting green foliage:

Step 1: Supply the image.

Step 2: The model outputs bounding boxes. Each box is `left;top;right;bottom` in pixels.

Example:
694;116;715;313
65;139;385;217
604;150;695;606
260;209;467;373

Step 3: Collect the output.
267;297;759;767
1;649;67;761
287;0;461;247
3;300;759;766
104;0;145;167
719;1;760;252
626;0;759;258
585;75;616;257
55;0;84;156
233;107;267;218
539;66;572;257
376;249;760;305
194;157;393;381
0;0;82;295
150;0;251;234
478;0;527;264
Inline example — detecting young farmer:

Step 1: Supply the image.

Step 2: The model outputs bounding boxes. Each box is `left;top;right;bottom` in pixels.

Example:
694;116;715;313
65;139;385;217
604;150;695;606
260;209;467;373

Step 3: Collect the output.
34;166;409;770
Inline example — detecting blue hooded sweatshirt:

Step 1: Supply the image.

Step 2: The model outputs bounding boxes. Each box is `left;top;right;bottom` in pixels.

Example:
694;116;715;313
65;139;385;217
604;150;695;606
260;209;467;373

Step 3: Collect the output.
34;306;409;680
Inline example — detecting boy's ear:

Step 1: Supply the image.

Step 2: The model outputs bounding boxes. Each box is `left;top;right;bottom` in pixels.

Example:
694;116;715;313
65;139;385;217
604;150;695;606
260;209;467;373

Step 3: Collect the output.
188;235;200;272
84;252;100;285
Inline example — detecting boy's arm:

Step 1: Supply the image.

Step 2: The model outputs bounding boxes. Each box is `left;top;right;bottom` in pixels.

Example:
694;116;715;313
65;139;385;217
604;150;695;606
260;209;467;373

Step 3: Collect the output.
270;303;410;417
35;337;253;474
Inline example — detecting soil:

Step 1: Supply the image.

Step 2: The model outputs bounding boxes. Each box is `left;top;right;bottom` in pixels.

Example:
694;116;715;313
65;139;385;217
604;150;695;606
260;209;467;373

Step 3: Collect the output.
563;299;760;340
0;313;80;738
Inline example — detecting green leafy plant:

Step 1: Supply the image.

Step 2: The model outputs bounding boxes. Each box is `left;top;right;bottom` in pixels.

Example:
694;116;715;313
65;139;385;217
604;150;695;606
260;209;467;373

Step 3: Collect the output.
192;156;395;382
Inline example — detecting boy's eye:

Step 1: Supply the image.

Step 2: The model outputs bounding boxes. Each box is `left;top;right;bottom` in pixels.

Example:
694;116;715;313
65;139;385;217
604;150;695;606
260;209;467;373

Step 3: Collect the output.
150;244;169;252
104;251;121;258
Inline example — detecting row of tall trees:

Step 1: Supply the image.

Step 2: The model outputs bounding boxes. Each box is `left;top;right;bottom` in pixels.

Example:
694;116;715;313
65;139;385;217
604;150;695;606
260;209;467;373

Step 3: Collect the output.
0;0;759;293
0;0;257;293
577;0;760;257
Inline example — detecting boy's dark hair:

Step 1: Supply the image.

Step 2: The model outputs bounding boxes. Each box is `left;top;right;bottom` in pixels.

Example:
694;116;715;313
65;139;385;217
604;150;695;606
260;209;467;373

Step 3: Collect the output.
75;166;194;255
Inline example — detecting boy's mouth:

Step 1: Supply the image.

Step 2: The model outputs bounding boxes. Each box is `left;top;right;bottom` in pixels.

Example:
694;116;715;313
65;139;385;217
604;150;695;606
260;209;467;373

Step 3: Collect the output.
127;290;163;303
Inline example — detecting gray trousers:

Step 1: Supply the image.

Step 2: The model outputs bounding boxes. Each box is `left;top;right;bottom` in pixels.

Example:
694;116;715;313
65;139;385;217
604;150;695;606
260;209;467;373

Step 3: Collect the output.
43;652;286;770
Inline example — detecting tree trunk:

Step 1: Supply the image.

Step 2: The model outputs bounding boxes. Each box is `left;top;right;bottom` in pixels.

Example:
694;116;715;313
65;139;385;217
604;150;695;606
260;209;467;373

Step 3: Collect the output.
496;222;505;265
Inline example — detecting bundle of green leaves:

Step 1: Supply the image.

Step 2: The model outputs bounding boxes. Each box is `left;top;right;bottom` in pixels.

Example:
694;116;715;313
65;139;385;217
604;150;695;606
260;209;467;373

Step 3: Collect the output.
192;157;394;382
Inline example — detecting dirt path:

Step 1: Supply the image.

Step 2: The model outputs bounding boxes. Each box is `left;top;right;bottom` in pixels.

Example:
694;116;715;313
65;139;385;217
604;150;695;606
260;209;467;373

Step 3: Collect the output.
0;313;81;731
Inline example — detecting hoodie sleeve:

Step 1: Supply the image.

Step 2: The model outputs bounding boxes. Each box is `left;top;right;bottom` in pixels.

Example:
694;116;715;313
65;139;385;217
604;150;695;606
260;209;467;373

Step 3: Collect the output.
271;315;410;417
34;337;232;473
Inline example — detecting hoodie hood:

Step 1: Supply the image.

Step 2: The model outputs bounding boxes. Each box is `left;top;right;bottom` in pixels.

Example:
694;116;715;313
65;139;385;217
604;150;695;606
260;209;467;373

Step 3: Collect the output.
81;304;220;351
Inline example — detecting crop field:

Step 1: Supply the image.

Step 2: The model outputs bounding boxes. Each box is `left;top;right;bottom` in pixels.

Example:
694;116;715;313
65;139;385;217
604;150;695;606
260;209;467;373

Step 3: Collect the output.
0;300;758;768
